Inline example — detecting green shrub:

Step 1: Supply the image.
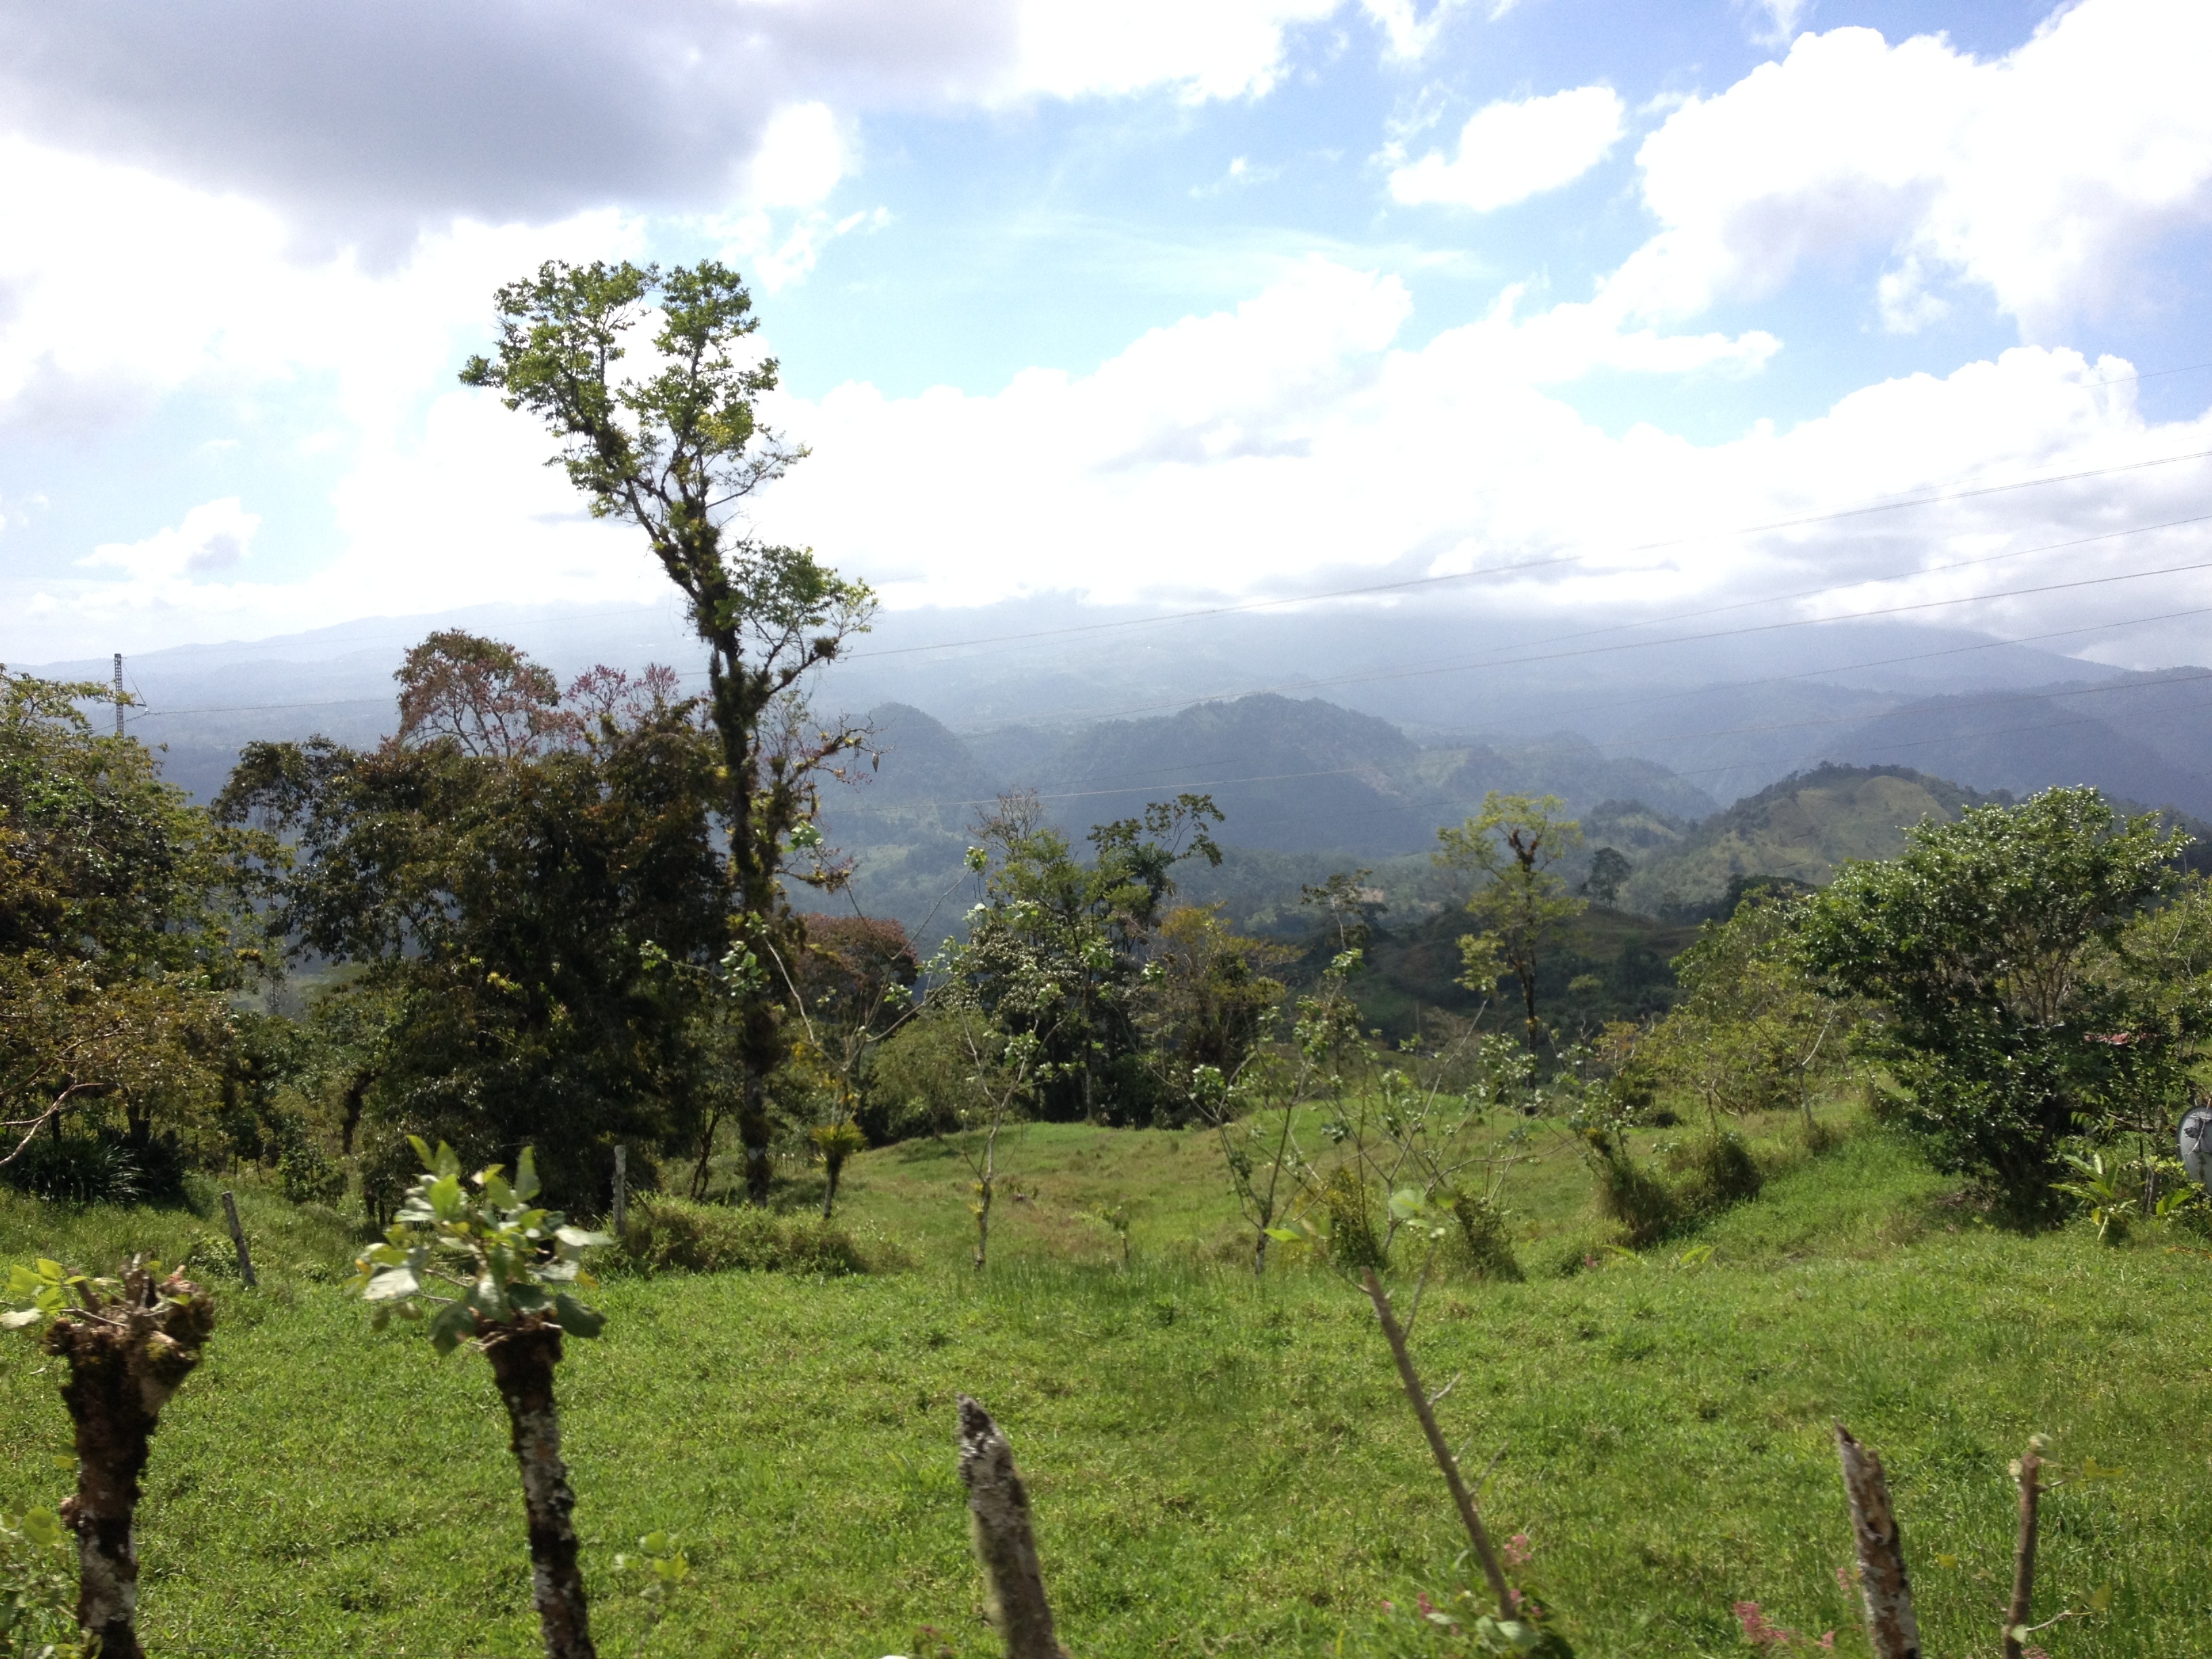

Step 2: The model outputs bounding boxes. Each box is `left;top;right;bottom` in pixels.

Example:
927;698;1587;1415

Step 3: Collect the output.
1319;1166;1385;1271
615;1194;876;1276
1446;1189;1525;1282
278;1140;346;1206
0;1134;142;1206
1584;1130;1679;1248
1679;1131;1763;1213
182;1227;260;1282
0;1504;84;1659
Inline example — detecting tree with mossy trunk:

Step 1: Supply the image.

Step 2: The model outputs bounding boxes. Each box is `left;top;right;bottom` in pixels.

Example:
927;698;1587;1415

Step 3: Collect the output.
352;1141;611;1659
4;1256;215;1659
461;260;876;1202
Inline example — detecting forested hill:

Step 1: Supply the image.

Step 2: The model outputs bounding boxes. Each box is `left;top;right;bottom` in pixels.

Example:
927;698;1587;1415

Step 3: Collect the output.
1613;764;2010;913
815;693;1722;941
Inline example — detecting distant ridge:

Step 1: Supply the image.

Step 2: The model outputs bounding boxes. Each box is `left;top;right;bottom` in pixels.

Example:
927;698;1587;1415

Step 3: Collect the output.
1616;763;2010;912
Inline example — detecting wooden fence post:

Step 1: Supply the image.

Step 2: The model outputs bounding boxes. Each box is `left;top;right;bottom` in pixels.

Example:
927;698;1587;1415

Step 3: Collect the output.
956;1395;1063;1659
218;1190;256;1289
611;1145;627;1237
1835;1423;1920;1659
2003;1437;2045;1659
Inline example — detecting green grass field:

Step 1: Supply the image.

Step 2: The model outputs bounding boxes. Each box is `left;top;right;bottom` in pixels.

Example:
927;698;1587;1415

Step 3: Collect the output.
4;1117;2209;1658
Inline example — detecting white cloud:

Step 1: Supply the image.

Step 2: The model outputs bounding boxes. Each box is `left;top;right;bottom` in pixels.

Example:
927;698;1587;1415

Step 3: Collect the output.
80;498;261;586
748;104;847;210
1389;86;1626;211
722;259;2205;658
14;253;2211;665
1610;0;2212;336
0;3;1359;239
1742;0;1814;49
1358;0;1477;60
0;135;639;437
1008;0;1340;102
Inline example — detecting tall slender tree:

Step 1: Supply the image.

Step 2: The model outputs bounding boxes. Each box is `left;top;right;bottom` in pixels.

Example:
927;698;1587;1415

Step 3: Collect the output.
1435;792;1586;1050
460;261;876;1200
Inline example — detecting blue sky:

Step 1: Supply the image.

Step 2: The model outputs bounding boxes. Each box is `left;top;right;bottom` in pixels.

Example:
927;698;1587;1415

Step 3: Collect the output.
3;0;2211;670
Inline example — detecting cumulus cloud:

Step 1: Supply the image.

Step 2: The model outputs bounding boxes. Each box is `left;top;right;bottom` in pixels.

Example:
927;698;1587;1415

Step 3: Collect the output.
0;0;1343;241
1358;0;1477;60
0;131;639;433
1389;86;1625;211
714;258;2209;661
1610;0;2212;336
16;253;2212;664
79;497;260;585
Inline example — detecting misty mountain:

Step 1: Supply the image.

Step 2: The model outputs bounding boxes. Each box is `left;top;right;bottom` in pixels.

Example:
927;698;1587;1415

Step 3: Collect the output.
1614;764;2011;912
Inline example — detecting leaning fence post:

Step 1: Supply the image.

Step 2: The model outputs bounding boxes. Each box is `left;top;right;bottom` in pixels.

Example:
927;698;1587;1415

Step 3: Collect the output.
2003;1436;2046;1659
956;1395;1063;1659
219;1189;257;1289
611;1145;627;1237
1835;1422;1921;1659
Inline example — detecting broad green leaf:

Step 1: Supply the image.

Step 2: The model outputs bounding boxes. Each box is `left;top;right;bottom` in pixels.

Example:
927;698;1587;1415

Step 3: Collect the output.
362;1267;419;1303
428;1298;475;1355
554;1226;611;1250
514;1147;541;1202
553;1293;607;1338
21;1509;62;1549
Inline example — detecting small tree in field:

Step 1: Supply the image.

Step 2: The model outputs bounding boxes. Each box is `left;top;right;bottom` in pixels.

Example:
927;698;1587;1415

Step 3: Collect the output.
1798;786;2191;1213
1437;794;1586;1050
354;1141;611;1659
3;1257;215;1659
462;260;877;1202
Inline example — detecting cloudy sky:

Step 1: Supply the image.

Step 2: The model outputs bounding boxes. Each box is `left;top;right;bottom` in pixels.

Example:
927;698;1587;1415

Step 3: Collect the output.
4;0;2212;670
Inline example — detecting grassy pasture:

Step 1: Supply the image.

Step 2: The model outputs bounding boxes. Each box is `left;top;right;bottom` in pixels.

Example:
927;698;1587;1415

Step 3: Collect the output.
3;1121;2210;1658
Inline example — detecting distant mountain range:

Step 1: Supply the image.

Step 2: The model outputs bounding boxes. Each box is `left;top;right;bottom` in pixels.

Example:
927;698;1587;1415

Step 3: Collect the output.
22;598;2211;942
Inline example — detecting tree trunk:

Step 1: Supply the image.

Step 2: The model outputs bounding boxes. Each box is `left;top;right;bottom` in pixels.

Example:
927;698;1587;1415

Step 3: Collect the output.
739;1065;773;1205
2002;1440;2044;1659
1517;961;1540;1051
45;1264;215;1659
1835;1422;1921;1659
485;1320;596;1659
956;1396;1064;1659
1363;1270;1515;1618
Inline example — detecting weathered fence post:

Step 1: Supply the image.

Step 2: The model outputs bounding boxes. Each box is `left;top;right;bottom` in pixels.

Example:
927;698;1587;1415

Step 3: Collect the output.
956;1395;1064;1659
1835;1422;1921;1659
611;1145;627;1237
219;1190;257;1289
2003;1436;2046;1659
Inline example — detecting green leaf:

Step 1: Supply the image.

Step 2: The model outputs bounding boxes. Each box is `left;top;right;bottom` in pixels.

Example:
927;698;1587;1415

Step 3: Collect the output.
361;1267;419;1303
553;1293;607;1338
427;1299;475;1355
513;1146;541;1202
554;1226;611;1250
20;1509;62;1549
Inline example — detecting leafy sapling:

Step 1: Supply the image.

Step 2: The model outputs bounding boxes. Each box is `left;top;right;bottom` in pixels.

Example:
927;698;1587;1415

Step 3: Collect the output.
3;1256;215;1659
353;1141;611;1659
1269;1194;1570;1656
0;1502;84;1659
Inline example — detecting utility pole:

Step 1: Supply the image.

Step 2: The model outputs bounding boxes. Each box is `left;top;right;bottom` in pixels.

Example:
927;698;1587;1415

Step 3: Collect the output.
112;652;123;737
